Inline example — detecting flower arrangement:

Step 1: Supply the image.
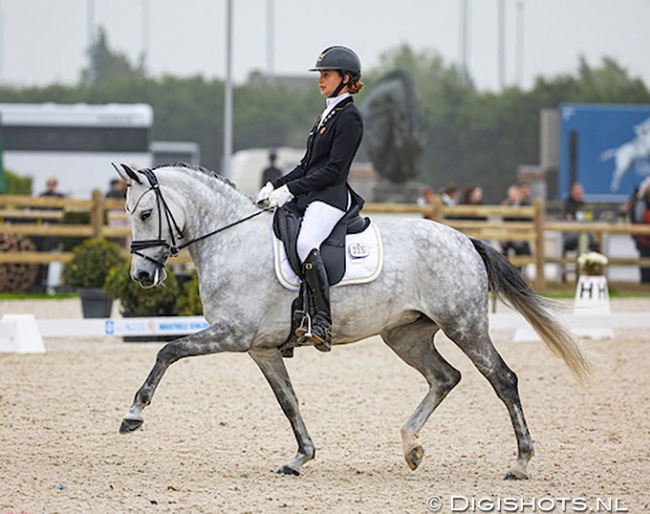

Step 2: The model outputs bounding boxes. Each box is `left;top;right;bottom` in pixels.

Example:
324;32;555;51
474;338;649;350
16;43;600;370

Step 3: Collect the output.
577;252;608;276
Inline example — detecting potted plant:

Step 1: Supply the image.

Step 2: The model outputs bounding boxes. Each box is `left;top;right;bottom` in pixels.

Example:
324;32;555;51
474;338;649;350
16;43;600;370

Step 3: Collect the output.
174;269;203;316
104;261;181;317
104;262;183;342
62;238;125;318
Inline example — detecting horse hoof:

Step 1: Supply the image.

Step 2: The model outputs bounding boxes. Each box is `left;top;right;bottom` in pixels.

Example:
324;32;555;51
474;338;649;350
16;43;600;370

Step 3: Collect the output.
119;418;143;434
405;445;424;470
276;465;300;476
504;469;529;480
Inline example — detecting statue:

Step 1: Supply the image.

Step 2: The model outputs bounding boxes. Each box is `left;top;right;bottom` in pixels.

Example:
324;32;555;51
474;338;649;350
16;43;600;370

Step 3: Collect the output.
361;69;423;184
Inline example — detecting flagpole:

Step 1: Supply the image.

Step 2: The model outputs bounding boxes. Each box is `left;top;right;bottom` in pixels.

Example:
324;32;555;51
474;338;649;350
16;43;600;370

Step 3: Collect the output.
223;0;233;176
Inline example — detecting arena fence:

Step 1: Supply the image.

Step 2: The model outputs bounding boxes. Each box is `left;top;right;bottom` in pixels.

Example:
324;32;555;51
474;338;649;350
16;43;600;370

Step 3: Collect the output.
2;311;649;354
2;192;650;292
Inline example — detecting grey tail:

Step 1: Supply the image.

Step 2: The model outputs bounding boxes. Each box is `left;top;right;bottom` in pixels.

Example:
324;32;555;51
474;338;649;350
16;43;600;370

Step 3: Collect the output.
470;237;591;383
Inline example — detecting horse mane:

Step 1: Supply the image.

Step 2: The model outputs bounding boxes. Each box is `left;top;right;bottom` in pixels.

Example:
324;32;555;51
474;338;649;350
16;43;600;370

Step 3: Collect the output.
151;162;240;190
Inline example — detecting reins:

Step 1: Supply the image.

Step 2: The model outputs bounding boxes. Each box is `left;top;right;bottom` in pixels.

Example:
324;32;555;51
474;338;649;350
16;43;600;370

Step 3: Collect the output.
129;168;266;268
176;210;265;250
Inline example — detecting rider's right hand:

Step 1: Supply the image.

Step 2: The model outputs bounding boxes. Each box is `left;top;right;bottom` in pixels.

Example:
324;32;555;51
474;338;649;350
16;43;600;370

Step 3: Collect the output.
256;182;274;207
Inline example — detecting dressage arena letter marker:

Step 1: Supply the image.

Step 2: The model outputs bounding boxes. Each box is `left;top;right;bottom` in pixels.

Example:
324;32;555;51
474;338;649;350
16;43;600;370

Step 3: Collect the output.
572;275;614;340
0;314;46;354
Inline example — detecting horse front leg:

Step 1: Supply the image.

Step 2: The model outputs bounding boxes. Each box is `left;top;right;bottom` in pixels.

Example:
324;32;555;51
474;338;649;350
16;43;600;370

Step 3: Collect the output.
119;324;246;434
248;348;315;475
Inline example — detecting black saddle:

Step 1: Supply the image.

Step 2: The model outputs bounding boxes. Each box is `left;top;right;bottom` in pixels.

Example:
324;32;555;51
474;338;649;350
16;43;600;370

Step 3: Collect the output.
272;193;370;285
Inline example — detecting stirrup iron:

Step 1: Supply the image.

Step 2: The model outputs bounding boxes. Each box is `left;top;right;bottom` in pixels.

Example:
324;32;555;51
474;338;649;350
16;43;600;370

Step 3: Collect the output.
295;312;312;340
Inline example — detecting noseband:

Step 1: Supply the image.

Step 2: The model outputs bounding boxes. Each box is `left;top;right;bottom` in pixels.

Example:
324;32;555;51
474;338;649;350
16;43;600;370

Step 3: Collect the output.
128;168;265;269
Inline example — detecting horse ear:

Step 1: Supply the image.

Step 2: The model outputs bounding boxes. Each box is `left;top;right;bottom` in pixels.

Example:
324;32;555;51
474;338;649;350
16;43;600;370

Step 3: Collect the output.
112;162;142;185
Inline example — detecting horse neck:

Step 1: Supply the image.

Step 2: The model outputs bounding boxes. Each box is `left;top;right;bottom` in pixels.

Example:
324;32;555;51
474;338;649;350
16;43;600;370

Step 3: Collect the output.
166;171;259;242
167;173;269;293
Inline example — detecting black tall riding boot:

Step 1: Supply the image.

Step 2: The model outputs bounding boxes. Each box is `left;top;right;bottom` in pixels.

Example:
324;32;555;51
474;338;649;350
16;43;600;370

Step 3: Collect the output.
298;249;332;352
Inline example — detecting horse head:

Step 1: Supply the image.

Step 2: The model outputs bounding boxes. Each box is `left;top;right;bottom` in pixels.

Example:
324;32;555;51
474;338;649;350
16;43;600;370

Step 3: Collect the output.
114;163;186;288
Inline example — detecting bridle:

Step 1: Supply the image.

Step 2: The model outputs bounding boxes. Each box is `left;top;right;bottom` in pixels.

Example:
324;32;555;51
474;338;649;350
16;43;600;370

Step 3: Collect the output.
128;168;265;269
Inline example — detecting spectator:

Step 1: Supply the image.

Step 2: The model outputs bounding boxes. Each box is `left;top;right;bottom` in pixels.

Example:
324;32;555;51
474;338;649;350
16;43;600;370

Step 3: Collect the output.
518;180;532;206
631;177;650;283
36;176;66;292
260;149;282;188
39;176;66;201
417;185;436;205
106;178;127;199
500;184;532;261
451;185;486;222
37;176;65;243
417;185;437;220
502;184;522;207
461;184;484;206
563;182;599;254
440;184;460;206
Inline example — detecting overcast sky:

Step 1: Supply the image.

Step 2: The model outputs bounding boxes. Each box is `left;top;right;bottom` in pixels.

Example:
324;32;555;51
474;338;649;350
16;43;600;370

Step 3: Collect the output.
0;0;649;92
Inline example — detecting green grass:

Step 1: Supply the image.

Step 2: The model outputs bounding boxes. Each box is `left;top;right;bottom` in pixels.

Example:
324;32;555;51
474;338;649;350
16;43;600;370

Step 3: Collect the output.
0;292;78;300
542;290;648;299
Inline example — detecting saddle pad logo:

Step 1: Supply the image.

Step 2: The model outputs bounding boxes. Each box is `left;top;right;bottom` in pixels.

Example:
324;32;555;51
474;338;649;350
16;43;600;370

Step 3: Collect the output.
348;241;370;259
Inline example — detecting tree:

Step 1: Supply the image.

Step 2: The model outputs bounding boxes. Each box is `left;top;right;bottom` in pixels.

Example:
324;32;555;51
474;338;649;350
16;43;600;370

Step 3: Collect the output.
81;26;143;84
364;48;650;201
1;44;648;201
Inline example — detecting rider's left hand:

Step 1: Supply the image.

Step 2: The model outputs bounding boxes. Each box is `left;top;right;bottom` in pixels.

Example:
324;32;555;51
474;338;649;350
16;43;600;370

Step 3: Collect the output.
267;185;293;208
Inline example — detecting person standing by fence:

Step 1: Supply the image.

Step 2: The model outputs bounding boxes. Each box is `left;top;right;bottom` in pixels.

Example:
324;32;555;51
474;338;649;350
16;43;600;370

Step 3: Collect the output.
500;184;532;262
260;149;283;189
105;178;127;199
563;183;599;254
35;176;66;292
38;176;66;202
631;177;650;283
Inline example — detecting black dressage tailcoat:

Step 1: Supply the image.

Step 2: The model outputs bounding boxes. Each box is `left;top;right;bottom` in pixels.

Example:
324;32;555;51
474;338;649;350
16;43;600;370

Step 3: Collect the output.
272;96;364;212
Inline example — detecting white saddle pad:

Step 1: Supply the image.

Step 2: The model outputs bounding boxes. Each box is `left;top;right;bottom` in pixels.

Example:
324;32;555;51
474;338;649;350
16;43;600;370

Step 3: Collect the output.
273;223;383;291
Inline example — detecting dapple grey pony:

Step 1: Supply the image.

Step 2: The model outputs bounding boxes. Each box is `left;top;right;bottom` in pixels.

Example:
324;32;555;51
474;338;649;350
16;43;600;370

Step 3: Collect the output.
115;163;590;479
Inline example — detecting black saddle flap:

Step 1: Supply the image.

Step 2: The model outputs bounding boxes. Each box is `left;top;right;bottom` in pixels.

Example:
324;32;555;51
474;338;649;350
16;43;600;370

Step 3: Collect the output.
272;194;370;285
272;202;303;278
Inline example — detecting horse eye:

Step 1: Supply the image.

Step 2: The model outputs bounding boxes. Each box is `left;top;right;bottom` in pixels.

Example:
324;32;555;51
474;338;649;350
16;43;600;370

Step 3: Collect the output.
140;209;152;221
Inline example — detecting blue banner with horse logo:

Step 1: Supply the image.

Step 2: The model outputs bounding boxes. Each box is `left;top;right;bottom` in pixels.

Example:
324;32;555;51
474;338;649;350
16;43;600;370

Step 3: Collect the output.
559;103;650;202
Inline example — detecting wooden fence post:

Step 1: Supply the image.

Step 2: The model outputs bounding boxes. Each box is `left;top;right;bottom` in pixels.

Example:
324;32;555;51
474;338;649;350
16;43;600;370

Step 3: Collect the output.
90;189;104;239
533;198;546;291
429;195;444;221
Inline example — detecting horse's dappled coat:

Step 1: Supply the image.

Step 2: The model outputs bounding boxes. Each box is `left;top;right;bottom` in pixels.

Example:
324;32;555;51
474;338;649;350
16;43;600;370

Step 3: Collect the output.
115;163;590;478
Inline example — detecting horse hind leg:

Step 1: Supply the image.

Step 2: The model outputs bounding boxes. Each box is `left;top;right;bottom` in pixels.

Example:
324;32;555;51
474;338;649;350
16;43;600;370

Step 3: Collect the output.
381;319;462;471
447;326;534;480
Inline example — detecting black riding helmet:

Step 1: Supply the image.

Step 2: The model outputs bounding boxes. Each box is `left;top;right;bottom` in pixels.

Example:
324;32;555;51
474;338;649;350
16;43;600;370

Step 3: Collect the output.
310;46;361;97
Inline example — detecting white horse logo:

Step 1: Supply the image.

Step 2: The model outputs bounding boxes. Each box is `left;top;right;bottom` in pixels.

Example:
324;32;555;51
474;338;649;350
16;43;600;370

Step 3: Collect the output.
600;116;650;191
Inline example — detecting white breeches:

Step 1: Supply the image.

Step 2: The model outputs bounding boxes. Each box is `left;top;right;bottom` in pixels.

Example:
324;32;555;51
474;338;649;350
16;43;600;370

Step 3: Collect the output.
297;201;346;263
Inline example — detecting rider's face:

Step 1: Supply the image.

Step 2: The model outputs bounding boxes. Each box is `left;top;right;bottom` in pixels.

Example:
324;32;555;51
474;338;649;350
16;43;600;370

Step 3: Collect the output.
318;70;346;97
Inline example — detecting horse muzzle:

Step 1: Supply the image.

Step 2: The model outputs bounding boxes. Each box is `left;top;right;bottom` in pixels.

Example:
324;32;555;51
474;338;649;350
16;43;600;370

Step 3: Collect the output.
132;262;168;288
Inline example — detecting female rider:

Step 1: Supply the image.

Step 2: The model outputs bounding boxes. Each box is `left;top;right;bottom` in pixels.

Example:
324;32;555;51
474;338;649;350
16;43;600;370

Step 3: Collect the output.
257;46;365;352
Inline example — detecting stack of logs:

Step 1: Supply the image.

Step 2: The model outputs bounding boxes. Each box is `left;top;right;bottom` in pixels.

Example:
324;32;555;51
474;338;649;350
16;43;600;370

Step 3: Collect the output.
0;234;38;292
